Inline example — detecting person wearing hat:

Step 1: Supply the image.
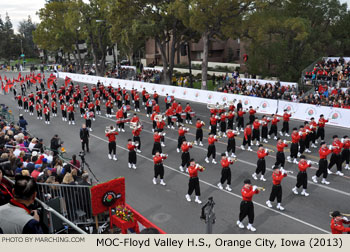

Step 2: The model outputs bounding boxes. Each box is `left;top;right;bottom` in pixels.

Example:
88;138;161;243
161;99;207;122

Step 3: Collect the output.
217;153;235;191
330;211;350;234
266;165;287;210
312;141;332;185
341;136;350;170
185;159;204;204
205;133;218;164
18;115;28;132
240;123;253;151
292;155;312;196
194;118;205;146
287;128;300;164
268;114;280;140
236;179;261;232
127;139;137;169
279;109;292;137
316;114;328;142
105;126;118;160
327;135;344;176
252;144;269;181
152;130;162;156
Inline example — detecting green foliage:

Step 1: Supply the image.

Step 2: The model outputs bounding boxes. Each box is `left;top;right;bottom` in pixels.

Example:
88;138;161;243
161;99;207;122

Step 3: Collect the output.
0;13;22;62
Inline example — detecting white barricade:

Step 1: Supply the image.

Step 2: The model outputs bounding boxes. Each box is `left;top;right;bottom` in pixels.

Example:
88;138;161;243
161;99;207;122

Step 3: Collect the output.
59;72;349;128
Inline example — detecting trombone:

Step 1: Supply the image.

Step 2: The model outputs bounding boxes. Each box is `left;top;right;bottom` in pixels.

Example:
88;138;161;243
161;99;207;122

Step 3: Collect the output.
207;103;217;110
307;160;319;165
132;141;139;147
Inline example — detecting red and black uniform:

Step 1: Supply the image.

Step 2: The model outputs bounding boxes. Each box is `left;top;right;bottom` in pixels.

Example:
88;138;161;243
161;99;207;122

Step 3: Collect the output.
152;133;162;155
153;155;167;180
134;93;140;110
106;130;119;155
67;104;75;122
298;128;308;154
248;108;256;124
83;111;93;129
51;101;57;115
165;95;173;109
210;115;218;135
309;120;317;144
156;120;166;143
116;109;125;130
252;120;261;142
237;110;246;129
290;131;300;159
195;120;205;143
146;97;153;116
132;127;142;150
239;185;259;225
28;100;34;114
269;170;287;203
328;140;344;172
43;106;50;122
227;130;237;155
220;158;234;186
79;101;86;116
242;126;252;147
296;160;311;189
255;148;269;176
17;95;23;108
153;92;159;104
178;128;188;149
127;142;137;165
22;96;28;111
261;117;270;140
124;93;130;106
274;142;288;169
187;164;204;197
165;108;175;126
176;104;183;124
95;99;101;114
35;102;42;119
331;218;350;234
207;135;218;159
151;112;158;130
181;142;192;168
105;100;112;116
341;139;350;167
219;113;227;133
184;104;192;122
316;117;328;141
153;104;160;113
281;112;292;134
60;103;67;120
315;146;332;179
227;111;235;130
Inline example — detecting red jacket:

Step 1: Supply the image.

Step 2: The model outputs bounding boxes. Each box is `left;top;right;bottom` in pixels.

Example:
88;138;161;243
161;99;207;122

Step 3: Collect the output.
272;171;287;185
208;136;218;145
249;109;256;115
178;129;187;136
271;117;280;125
132;128;142;137
331;140;343;155
298;160;311;172
154;134;161;143
257;149;268;159
283;113;291;122
238;111;245;117
153;104;160;113
196;121;204;129
318;118;328;128
181;143;192;152
244;127;252;140
241;186;259;201
291;132;300;144
116;110;124;119
184;105;192;113
343;140;350;150
157;121;165;130
188;164;204;178
165;108;174;117
106;132;118;142
176;105;183;114
331;218;350;234
131;116;139;123
221;159;233;168
127;143;136;151
227;131;236;139
276;142;288;152
210;117;218;125
154;155;166;164
319;147;332;159
253;121;261;130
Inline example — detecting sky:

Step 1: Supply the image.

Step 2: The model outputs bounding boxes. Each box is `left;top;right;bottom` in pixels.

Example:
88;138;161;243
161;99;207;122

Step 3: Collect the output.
1;0;350;33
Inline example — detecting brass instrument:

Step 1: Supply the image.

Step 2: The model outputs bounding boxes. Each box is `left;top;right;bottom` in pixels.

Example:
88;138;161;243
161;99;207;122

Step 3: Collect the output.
254;186;265;192
308;160;319;165
161;153;168;157
201;120;206;126
105;126;116;134
214;134;222;139
130;122;140;130
265;148;275;153
282;169;294;174
227;100;236;106
188;141;195;146
154;114;164;122
284;140;292;144
207;103;217;109
160;132;166;136
132;141;139;147
329;212;350;217
216;104;225;110
228;157;238;162
196;164;205;171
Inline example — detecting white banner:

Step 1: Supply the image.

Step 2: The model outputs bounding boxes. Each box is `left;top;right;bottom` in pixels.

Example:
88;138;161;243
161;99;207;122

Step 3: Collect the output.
59;72;349;128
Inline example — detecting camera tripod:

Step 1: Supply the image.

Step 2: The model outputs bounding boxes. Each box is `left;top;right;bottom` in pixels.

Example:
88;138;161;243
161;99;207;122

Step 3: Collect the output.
80;154;99;182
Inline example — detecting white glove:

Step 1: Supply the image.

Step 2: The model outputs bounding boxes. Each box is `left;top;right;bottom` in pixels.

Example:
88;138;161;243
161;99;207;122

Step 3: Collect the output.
283;140;287;144
214;135;217;139
343;217;349;222
341;138;344;143
328;145;333;150
252;186;257;191
307;160;311;165
299;131;303;136
162;132;166;136
281;169;286;175
209;126;211;130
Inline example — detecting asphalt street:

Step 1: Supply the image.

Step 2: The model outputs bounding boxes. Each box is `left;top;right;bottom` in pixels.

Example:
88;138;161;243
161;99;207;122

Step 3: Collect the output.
1;70;349;234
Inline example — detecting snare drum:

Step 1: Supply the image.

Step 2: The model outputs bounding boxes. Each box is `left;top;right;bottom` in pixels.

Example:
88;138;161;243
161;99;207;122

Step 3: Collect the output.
171;116;177;122
123;118;131;123
189;111;196;118
181;113;186;119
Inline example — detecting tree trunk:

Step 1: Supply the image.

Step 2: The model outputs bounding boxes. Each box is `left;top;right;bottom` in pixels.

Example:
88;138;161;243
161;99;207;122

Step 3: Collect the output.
156;39;170;85
167;33;177;86
201;32;209;90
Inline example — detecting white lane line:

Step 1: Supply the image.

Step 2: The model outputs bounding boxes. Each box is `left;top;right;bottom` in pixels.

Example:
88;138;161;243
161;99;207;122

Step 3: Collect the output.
98;114;350;197
89;132;330;234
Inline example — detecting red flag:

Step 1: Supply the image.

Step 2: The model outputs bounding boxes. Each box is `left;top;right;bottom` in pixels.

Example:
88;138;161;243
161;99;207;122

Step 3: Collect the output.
4;75;7;81
47;77;55;89
0;75;2;81
65;76;71;87
1;81;4;91
30;78;37;84
17;72;21;81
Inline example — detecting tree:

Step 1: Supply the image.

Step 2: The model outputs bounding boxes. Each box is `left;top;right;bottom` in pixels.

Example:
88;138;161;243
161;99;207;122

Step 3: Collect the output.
0;13;21;63
18;16;38;58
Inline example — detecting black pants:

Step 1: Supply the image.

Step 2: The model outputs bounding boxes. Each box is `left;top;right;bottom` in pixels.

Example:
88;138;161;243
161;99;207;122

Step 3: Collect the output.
196;128;203;142
24;102;28;110
281;121;289;133
147;107;152;115
274;152;285;168
68;112;74;121
135;101;140;109
296;171;307;189
86;119;91;128
133;136;141;150
220;168;231;185
62;110;66;118
328;153;342;171
188;177;200;196
106;107;111;115
305;134;311;149
108;141;116;155
129;150;136;164
177;113;183;124
152;142;162;155
154;164;164;179
261;126;268;139
239;201;254;224
269;125;277;137
167;116;174;126
252;129;260;141
118;122;124;129
242;135;251;146
249;115;255;124
178;136;186;149
269;184;282;203
310;131;316;144
220;121;226;133
45;114;50;122
117;100;122;109
165;103;170;109
186;113;191;121
82;139;89;152
227;138;236;154
37;110;42;117
29;106;34;113
52;108;57;115
228;119;234;129
152;121;157;130
316;159;328;178
316;127;325;141
181;152;190;167
299;139;305;154
80;108;85;115
290;143;298;158
207;144;216;159
342;149;349;164
237;117;244;128
256;159;266;175
210;124;217;135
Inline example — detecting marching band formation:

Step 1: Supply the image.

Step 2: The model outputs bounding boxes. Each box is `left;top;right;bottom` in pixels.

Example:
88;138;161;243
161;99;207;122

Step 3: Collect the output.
8;72;350;233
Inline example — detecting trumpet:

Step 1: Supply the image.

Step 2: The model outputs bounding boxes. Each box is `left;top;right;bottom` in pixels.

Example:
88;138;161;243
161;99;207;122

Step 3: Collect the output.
214;134;222;139
161;153;168;157
132;141;139;147
284;140;292;144
216;104;225;110
307;160;319;165
265;148;274;153
281;169;294;174
188;141;195;146
154;114;165;122
228;157;238;162
201;121;206;126
254;186;265;192
105;126;116;134
207;103;217;110
329;212;350;217
196;164;206;171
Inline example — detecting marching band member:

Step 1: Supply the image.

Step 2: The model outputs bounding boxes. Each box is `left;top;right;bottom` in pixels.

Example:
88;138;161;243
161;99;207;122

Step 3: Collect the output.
273;139;288;170
179;140;193;172
266;166;287;210
287;128;300;164
341;136;350;170
327;135;344;176
219;112;227;137
227;110;235;130
177;125;188;153
28;100;34;115
134;91;140;112
35;101;43;120
292;155;312;196
185;159;204;204
153;152;167;186
312;141;332;184
79;100;85;117
217;153;235;191
236;179;260;232
205;133;218;164
105;98;113;118
252;144;269;181
316;114;328;142
268;114;280;140
156;117;166;147
279;109;292;137
124;92;130;106
84;110;93;131
131;113;140;124
194;118;205;146
141;88;147;105
95;98;101;115
252;118;261;146
127;139;137;169
165;93;172;109
236;108;245;132
43;104;50;124
226;129;237;158
67;102;75;125
146;97;153;117
151;111;158;132
297;125;308;157
248;106;257;125
304;121;312;153
60;102;67;121
184;103;193;124
309;117;318;147
116;108;125;132
132;124;142;153
51;100;57;117
176;102;183;125
209;113;218;135
17;94;23;109
153;91;159;104
165;107;175;129
152;130;163;155
261;115;270;143
88;101;95;121
23;96;28;112
105;126;118;160
153;102;160;113
330;211;350;234
241;123;253;151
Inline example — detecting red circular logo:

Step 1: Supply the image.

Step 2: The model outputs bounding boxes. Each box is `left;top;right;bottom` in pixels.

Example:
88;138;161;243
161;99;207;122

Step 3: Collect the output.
244;100;249;105
183;90;187;95
332;113;339;119
222;96;227;102
262;102;267;108
162;88;165;92
208;94;212;100
195;92;199;97
172;89;175;94
308;109;314;115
